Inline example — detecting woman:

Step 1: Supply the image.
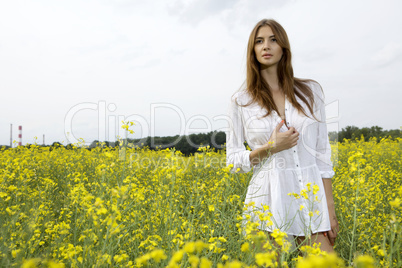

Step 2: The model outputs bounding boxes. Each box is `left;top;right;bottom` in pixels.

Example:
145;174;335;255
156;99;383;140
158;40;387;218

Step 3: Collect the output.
226;19;339;253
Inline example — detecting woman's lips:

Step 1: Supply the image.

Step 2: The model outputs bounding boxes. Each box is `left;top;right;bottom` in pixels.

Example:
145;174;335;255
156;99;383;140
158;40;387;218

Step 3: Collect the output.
263;54;273;58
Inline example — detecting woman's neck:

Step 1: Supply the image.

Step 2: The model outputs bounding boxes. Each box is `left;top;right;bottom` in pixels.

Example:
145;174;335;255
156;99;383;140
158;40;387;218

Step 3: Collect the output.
260;66;280;92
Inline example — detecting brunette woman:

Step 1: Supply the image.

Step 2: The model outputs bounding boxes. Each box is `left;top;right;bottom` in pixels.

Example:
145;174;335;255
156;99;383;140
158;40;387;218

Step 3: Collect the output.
226;19;339;252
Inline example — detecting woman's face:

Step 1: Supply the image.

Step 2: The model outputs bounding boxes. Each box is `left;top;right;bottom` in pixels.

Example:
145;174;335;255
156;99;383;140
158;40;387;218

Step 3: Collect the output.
254;26;283;68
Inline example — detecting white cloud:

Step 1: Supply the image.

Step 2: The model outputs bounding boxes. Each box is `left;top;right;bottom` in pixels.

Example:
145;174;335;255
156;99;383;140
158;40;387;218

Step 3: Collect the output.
371;42;402;67
167;0;237;24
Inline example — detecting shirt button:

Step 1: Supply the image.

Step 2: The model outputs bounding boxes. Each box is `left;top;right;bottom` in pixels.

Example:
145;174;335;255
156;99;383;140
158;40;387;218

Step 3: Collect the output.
296;164;299;167
294;150;296;153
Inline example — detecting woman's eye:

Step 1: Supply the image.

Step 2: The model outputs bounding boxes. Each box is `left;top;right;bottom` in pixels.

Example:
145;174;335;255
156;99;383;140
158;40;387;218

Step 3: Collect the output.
256;39;263;44
271;38;277;42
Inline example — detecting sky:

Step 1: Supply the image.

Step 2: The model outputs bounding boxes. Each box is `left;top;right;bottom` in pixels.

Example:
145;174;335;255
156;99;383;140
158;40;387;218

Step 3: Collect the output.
1;0;401;146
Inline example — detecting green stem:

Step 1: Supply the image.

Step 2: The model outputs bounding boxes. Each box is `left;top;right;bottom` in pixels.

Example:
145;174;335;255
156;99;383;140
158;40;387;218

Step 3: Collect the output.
348;168;360;265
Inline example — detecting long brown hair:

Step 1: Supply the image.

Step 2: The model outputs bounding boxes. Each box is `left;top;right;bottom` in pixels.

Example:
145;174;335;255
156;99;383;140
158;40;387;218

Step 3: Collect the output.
243;19;319;119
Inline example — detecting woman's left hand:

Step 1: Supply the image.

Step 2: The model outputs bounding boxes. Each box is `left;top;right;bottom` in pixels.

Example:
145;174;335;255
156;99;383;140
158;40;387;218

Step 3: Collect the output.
326;206;339;246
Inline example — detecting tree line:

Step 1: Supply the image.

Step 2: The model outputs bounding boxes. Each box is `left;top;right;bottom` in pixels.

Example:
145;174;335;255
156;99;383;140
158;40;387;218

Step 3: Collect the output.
1;126;400;155
126;131;226;156
328;126;401;142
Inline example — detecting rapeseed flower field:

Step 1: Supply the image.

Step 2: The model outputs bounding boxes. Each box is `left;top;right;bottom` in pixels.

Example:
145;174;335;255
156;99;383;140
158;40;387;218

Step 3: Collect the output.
0;135;400;267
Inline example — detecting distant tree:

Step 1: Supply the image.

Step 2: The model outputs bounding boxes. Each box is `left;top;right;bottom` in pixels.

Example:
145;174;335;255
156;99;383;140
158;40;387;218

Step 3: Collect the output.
336;125;400;142
338;125;360;141
51;142;63;147
65;144;74;150
368;126;383;139
384;129;401;138
89;140;100;149
211;131;226;148
49;142;64;151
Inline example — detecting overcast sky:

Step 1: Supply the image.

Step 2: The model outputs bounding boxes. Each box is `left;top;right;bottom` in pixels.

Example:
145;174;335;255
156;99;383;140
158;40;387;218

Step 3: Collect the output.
1;0;401;146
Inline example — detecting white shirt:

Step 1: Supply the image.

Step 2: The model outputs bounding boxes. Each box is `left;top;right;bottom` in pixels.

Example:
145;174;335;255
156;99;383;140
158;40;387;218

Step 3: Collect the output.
226;81;335;236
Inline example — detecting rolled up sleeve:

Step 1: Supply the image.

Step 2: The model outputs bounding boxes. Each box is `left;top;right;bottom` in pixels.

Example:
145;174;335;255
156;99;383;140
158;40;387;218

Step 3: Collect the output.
313;83;335;179
226;95;252;173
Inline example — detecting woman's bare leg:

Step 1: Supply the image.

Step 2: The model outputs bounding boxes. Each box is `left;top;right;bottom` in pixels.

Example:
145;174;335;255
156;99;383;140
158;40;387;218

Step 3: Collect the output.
296;232;334;253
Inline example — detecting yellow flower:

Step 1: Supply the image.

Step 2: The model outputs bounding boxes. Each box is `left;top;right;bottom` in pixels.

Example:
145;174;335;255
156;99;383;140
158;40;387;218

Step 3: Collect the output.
218;237;227;243
150;249;167;262
255;252;276;267
183;242;195;253
390;198;401;208
11;249;20;258
299;205;304;211
263;241;273;250
46;260;65;268
194;240;208;253
241;242;249;252
6;207;15;216
354;255;375;268
22;258;41;268
167;260;180;268
313;185;319;195
288;192;300;199
296;253;343;268
188;255;199;268
301;189;308;199
307;183;312;192
200;257;212;268
104;152;113;158
171;250;184;263
258;213;270;221
271;229;287;246
96;207;107;215
225;260;243;268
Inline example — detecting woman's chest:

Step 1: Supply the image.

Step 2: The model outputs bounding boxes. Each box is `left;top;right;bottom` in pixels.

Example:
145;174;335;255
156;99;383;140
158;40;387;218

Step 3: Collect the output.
241;100;314;129
240;102;318;146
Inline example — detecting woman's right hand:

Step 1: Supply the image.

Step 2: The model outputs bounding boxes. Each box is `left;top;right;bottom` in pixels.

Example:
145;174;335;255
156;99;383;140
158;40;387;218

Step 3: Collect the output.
267;120;299;154
249;120;299;166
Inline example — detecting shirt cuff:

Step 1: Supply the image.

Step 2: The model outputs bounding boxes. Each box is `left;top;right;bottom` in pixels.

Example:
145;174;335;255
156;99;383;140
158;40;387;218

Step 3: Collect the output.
228;150;252;173
320;170;335;179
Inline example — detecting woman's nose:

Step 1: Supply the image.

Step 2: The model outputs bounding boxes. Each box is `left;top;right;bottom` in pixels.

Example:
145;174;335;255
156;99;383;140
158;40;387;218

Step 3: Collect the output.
263;41;270;50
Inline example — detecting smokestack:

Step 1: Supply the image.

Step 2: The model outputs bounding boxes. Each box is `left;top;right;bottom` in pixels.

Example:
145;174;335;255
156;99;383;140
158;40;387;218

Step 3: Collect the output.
18;126;22;146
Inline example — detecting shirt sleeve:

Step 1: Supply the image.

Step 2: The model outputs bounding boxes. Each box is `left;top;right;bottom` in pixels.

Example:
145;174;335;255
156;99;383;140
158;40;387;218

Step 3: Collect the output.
226;94;252;173
312;83;335;179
